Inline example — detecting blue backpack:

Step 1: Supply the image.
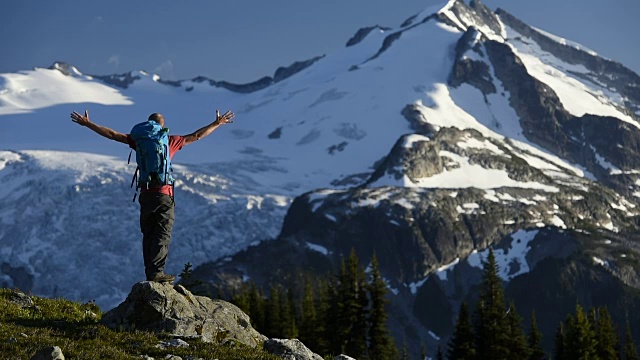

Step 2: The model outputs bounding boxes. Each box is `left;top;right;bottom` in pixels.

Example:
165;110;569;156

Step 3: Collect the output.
128;120;175;200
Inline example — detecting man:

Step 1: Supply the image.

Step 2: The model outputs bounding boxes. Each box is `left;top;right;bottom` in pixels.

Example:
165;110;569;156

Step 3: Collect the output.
70;109;235;283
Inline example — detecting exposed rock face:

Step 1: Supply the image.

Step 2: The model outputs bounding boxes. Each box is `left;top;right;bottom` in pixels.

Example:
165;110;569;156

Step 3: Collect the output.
90;72;142;89
449;28;496;94
100;282;266;348
496;9;640;113
345;25;390;47
29;346;65;360
263;339;324;360
274;56;325;82
481;39;640;196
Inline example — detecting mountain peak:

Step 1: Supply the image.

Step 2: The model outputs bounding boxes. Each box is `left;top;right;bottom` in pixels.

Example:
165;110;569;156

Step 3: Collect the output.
48;61;83;77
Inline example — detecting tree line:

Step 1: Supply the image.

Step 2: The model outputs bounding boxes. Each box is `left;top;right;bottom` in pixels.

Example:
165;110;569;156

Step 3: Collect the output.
180;248;639;360
213;250;396;359
447;249;639;360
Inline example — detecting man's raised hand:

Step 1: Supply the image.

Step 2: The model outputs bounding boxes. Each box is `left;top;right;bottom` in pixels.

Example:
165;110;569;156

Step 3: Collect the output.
70;110;91;127
214;110;235;125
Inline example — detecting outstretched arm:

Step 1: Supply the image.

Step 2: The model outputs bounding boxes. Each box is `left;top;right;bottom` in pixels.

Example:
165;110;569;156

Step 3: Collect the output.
70;110;128;144
183;110;235;146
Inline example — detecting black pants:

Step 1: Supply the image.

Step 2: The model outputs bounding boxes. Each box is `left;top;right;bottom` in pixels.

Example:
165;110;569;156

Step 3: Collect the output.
138;192;175;279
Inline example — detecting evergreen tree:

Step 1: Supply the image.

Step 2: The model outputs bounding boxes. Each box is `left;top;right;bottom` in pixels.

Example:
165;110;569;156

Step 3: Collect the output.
333;249;368;358
527;311;545;360
420;342;426;360
248;284;266;331
282;287;299;339
231;283;250;316
266;285;283;337
554;323;566;360
368;254;397;360
595;307;619;360
315;278;332;355
299;281;318;350
564;304;597;360
624;320;639;360
506;301;530;359
474;249;510;360
178;262;204;294
448;302;476;360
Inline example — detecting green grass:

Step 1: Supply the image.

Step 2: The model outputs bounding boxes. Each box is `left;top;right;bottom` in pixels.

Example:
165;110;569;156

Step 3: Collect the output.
0;288;280;360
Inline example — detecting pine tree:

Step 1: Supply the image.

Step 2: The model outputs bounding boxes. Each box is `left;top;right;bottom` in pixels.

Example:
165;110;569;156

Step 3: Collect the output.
448;302;476;360
282;287;299;339
266;285;283;337
436;345;444;360
564;304;597;360
248;284;266;331
299;281;318;350
420;342;426;360
474;249;510;360
506;301;530;359
368;254;397;360
554;323;566;360
527;311;545;360
315;278;332;355
624;320;639;360
595;307;619;360
231;283;250;316
333;249;368;358
178;262;204;294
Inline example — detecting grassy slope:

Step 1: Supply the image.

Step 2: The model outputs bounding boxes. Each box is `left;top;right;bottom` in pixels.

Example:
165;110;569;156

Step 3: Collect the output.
0;289;280;360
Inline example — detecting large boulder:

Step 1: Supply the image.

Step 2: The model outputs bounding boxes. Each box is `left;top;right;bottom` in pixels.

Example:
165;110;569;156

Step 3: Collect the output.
263;339;324;360
100;282;266;347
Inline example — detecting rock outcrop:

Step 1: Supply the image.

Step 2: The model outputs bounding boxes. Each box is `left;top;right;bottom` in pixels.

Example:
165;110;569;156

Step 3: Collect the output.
263;339;324;360
100;282;266;348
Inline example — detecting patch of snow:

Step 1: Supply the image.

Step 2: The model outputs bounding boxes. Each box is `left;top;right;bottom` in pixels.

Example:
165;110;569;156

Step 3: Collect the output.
435;257;460;281
306;242;329;255
325;214;337;222
467;230;539;280
395;198;414;209
403;134;430;148
550;215;567;229
407;277;428;295
409;151;559;192
591;146;621;174
428;331;441;341
484;190;500;202
592;256;609;267
456;136;505;156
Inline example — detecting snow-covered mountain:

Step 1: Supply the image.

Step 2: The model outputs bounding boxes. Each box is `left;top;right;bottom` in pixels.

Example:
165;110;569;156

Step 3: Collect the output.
2;0;640;354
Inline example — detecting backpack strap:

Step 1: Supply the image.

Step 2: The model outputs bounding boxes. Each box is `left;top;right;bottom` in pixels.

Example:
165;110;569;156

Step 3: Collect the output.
164;144;169;185
130;165;139;202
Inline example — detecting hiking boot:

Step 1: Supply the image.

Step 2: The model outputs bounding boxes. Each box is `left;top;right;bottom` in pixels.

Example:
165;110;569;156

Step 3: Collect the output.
148;273;175;283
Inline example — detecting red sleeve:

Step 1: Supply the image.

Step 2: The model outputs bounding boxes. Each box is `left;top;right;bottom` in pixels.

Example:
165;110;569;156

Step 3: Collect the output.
126;135;136;150
169;135;185;158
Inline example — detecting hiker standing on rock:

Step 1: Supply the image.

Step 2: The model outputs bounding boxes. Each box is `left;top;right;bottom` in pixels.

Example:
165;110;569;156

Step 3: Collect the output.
70;110;235;283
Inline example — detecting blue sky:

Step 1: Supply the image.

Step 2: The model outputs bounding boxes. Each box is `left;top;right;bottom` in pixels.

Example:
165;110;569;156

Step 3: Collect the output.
1;0;638;83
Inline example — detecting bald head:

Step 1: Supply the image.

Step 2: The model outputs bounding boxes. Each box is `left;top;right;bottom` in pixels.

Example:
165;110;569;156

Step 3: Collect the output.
148;113;165;127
